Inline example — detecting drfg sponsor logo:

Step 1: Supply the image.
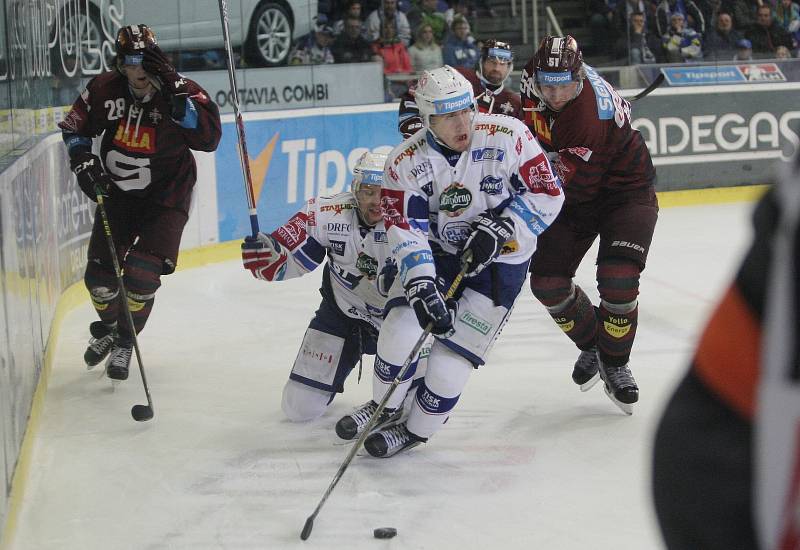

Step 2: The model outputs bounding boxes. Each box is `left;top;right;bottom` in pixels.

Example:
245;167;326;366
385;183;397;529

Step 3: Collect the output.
632;111;800;161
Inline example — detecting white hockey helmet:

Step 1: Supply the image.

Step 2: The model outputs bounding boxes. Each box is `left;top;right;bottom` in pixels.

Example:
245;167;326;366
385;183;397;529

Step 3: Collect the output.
414;65;476;128
352;151;387;226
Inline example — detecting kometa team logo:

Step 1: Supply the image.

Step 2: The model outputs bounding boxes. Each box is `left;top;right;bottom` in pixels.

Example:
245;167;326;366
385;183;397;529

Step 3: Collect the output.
479;175;504;195
439;182;472;217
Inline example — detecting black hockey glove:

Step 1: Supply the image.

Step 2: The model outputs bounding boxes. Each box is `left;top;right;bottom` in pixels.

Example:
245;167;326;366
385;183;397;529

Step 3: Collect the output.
70;152;112;201
406;277;456;337
142;44;183;92
461;211;514;278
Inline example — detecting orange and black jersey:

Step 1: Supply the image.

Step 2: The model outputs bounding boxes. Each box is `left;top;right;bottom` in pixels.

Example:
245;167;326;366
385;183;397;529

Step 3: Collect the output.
693;180;800;419
59;71;221;214
521;65;655;205
398;67;521;138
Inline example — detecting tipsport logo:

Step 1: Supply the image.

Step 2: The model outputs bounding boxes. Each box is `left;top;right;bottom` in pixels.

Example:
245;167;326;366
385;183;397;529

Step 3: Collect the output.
433;92;473;114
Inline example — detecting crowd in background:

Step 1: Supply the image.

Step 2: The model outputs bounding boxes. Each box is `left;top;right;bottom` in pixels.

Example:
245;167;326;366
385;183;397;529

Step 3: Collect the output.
287;0;497;87
590;0;799;63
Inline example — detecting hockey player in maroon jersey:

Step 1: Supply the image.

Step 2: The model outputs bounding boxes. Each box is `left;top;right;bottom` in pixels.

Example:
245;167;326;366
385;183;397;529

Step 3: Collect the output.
59;24;221;381
397;39;520;138
519;36;658;414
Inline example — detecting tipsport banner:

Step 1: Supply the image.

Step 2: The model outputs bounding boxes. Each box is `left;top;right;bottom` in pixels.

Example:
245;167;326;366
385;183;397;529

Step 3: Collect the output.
215;105;403;241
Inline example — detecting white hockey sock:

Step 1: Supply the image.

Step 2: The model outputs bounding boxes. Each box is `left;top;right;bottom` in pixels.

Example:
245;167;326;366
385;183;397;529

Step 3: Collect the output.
373;306;425;410
407;342;473;439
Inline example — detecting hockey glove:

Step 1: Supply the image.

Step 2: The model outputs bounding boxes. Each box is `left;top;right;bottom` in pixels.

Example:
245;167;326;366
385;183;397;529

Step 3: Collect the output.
461;211;514;277
241;232;288;281
406;277;456;337
377;258;398;297
142;44;183;92
70;152;112;201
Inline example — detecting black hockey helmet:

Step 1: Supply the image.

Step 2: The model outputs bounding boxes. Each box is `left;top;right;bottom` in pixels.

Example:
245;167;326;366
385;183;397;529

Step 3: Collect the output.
115;24;157;70
478;39;514;87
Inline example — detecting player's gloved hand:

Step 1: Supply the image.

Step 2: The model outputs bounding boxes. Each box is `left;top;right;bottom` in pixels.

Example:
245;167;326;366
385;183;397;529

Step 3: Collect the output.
241;232;288;281
142;44;182;92
377;258;398;296
405;277;456;337
70;152;112;201
461;211;514;277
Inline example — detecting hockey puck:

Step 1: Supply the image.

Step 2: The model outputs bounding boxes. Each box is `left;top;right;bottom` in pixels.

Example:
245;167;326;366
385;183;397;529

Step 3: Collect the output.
373;527;397;539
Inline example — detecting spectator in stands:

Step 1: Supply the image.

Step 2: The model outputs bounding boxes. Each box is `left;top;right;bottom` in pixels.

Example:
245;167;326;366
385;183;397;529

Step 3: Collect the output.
733;37;753;59
407;0;448;42
333;0;364;35
289;15;336;65
371;18;412;73
408;23;444;71
442;15;479;68
720;0;755;30
696;0;723;32
705;11;745;59
333;15;376;62
775;44;793;56
616;10;662;62
656;0;706;36
365;0;411;46
444;0;472;28
615;0;659;34
590;0;621;54
746;4;794;55
662;11;704;60
775;0;800;48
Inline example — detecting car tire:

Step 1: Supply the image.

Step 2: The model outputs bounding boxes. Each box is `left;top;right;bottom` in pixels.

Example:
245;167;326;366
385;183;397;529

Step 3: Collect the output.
245;1;294;67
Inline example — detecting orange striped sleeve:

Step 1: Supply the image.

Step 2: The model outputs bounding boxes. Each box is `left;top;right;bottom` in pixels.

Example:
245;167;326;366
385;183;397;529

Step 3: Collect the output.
693;283;762;419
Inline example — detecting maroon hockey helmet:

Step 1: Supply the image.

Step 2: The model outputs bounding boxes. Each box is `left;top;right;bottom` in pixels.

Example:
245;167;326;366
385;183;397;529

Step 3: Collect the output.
115;24;157;69
520;35;584;107
532;35;583;78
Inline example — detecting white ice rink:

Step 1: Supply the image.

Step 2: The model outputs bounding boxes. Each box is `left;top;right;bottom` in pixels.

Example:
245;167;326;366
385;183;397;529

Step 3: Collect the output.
6;200;755;550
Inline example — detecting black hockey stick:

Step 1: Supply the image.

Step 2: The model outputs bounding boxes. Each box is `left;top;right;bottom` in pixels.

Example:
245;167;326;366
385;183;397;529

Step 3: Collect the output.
217;0;260;237
95;192;154;422
628;72;665;101
300;251;473;541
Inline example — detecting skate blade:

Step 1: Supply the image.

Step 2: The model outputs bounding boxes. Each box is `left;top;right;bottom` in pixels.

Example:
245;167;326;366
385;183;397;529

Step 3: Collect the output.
333;415;404;445
579;372;601;392
369;440;422;459
603;385;633;415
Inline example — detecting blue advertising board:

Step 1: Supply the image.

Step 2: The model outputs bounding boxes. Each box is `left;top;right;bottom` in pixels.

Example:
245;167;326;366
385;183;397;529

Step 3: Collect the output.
216;106;402;241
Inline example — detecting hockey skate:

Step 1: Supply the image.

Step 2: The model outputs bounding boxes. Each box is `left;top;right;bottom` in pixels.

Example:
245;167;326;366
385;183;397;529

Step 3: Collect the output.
364;421;425;458
335;400;401;441
105;340;133;382
84;321;117;369
598;359;639;415
572;347;600;391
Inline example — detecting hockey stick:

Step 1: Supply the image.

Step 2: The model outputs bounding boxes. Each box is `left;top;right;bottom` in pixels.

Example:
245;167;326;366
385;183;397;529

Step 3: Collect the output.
628;72;664;102
300;251;473;541
217;0;260;237
95;192;154;422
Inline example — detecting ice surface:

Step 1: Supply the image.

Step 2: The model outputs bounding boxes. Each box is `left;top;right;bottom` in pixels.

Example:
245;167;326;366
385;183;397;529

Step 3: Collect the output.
8;202;753;550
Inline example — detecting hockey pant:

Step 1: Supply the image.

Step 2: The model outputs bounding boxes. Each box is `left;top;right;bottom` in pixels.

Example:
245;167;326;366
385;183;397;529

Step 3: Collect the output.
376;258;527;438
282;297;380;421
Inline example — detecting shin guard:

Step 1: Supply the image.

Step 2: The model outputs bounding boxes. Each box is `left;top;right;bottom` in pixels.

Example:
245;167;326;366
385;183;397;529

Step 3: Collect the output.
597;260;641;367
531;275;597;350
121;249;163;335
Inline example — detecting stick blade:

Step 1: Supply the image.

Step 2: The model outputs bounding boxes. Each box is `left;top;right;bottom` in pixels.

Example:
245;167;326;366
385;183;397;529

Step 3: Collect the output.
300;517;314;540
131;404;154;422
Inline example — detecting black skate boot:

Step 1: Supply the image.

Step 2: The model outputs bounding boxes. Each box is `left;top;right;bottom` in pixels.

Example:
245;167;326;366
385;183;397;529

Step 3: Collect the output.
572;347;600;391
105;339;133;381
335;400;401;440
598;360;639;415
84;322;117;369
364;421;426;458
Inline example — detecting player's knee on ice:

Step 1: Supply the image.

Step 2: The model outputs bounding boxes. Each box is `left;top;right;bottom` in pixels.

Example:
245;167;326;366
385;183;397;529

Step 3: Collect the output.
281;380;335;422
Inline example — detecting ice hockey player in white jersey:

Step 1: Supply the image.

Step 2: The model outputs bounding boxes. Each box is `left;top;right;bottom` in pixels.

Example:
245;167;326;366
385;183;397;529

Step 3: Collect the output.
336;65;565;457
242;152;412;422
